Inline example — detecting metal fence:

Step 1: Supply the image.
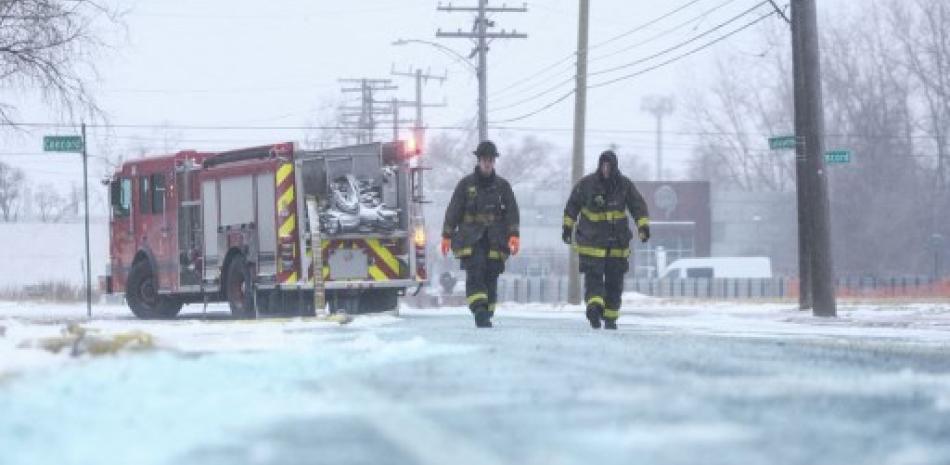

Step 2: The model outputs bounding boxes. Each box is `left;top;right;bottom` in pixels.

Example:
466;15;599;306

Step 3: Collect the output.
491;276;950;303
495;277;791;303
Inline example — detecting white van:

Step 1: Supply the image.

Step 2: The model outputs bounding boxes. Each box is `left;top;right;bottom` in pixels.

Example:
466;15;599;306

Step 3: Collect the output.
660;257;773;279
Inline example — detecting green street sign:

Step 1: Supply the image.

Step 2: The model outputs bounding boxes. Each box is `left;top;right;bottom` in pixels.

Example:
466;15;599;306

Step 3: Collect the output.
825;150;852;164
43;135;83;152
769;135;797;151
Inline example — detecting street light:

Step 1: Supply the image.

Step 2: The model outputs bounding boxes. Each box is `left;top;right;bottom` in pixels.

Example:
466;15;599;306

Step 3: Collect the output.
641;95;675;181
392;39;477;74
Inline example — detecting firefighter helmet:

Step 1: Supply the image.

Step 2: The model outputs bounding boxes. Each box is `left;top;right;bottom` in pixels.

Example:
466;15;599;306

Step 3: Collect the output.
473;140;500;158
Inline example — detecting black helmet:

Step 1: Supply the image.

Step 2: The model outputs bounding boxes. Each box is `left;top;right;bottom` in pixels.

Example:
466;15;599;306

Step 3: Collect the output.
473;140;500;158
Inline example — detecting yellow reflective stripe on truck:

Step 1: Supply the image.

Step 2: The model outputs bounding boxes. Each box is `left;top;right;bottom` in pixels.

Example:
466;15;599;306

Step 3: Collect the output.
365;238;400;276
276;163;294;186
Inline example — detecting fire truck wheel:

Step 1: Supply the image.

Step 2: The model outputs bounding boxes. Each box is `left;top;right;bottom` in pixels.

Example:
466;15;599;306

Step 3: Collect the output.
126;261;182;319
225;255;256;319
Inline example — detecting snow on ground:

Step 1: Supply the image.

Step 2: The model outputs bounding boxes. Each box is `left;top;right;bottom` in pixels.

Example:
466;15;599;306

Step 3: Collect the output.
409;293;950;343
0;301;402;378
2;297;950;465
1;296;949;379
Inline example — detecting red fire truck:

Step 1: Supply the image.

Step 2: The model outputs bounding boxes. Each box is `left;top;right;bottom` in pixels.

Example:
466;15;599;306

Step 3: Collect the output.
103;141;428;319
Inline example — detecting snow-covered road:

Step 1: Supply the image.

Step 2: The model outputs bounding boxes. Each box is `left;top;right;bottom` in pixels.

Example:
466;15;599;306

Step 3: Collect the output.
2;299;950;465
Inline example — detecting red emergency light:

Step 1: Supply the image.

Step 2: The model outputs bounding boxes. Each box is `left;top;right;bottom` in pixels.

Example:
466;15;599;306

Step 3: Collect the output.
383;137;423;164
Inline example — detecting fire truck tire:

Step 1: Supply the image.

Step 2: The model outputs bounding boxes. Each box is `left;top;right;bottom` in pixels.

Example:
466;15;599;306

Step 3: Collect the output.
126;261;183;319
225;255;256;319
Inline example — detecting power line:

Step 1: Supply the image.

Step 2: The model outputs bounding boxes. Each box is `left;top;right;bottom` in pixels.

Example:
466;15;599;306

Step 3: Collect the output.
436;0;529;141
489;74;576;112
589;0;707;50
589;10;777;89
488;55;576;100
489;90;576;124
490;1;769;116
489;0;717;100
490;9;777;124
1;121;944;142
588;1;770;78
588;0;744;64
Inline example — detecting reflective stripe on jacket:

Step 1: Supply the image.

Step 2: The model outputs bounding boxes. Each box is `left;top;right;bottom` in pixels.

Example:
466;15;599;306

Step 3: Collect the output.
442;168;520;259
563;172;648;257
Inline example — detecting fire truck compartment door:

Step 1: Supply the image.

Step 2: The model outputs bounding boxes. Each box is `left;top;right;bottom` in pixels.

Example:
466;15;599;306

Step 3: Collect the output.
256;173;277;275
202;180;219;276
219;175;254;226
328;248;368;280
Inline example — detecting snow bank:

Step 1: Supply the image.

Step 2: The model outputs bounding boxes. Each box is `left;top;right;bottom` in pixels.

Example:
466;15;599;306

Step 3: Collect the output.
0;301;403;377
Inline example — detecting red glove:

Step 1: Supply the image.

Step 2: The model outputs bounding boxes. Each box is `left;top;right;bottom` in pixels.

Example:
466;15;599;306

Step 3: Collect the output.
508;236;520;256
440;238;451;256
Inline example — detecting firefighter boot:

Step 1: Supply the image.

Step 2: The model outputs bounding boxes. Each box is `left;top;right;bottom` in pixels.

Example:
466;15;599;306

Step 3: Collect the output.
604;319;618;330
474;305;493;328
586;304;603;329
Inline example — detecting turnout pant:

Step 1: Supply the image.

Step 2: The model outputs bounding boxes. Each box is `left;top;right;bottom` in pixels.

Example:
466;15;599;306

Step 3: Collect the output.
582;257;628;321
462;238;505;314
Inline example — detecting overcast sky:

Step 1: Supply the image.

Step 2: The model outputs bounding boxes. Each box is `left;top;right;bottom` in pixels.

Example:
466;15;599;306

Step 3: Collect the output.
1;0;852;208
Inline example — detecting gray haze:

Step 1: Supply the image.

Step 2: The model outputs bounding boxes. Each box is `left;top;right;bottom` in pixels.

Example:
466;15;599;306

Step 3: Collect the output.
1;0;854;198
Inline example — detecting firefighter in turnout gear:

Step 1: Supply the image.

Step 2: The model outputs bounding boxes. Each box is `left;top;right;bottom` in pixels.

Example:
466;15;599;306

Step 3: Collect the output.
563;150;650;330
441;141;521;328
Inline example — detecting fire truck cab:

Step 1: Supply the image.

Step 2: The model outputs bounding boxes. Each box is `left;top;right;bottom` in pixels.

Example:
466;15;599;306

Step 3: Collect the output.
104;141;427;319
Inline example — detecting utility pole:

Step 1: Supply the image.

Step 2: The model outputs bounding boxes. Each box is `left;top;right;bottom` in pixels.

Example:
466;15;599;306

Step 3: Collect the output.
383;97;418;143
791;0;836;317
339;79;399;143
391;65;448;141
436;1;528;142
641;96;675;181
392;97;400;142
790;5;812;310
568;0;590;306
81;122;91;318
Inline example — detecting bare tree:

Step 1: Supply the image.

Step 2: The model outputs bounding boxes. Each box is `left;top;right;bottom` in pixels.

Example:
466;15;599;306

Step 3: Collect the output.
0;161;25;221
820;2;924;276
34;183;67;222
0;0;122;124
302;99;349;150
497;135;567;190
424;128;478;191
608;143;652;182
887;0;950;193
684;23;797;193
686;4;945;276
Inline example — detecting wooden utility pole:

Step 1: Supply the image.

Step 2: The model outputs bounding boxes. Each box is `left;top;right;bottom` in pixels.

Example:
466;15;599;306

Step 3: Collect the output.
436;1;527;142
339;78;398;143
390;65;448;135
568;0;590;305
790;3;812;310
791;0;836;317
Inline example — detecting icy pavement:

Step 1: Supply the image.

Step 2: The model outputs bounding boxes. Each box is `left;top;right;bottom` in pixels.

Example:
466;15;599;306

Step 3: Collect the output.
1;297;950;465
